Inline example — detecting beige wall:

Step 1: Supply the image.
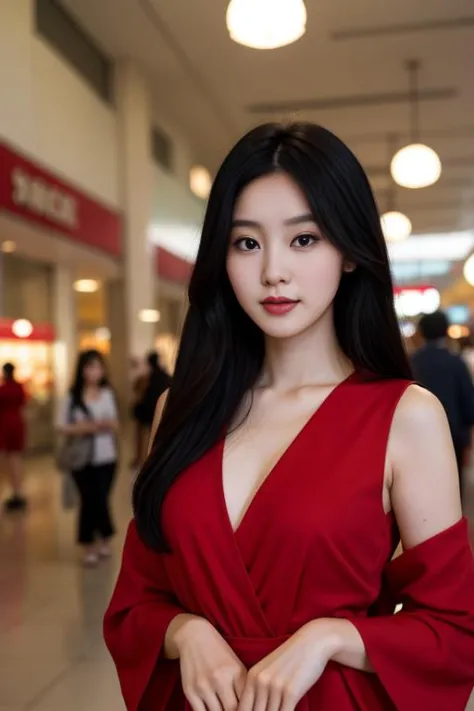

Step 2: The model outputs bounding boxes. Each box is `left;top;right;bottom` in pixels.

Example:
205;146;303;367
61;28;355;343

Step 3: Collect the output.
0;0;120;208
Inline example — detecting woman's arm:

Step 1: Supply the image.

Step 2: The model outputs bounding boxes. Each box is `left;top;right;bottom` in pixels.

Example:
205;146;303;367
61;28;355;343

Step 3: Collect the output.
321;385;474;710
56;395;98;436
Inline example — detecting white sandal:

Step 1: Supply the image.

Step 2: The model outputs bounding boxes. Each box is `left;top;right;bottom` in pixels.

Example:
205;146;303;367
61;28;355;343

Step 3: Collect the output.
83;552;99;568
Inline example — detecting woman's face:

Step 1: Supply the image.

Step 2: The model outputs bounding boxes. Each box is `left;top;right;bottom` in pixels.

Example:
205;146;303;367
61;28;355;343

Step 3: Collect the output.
83;357;105;386
226;172;348;340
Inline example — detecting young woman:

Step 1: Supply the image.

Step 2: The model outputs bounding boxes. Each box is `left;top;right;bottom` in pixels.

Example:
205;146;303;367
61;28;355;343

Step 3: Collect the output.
0;362;27;511
104;124;474;710
58;350;119;567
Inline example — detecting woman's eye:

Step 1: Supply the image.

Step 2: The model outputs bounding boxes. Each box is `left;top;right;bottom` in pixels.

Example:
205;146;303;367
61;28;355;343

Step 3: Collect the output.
292;234;318;248
234;237;260;251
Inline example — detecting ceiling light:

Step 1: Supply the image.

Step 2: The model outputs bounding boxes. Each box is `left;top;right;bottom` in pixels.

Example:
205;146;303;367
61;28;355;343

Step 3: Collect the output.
189;166;212;200
463;253;474;286
12;319;33;338
394;287;440;318
95;327;111;341
74;279;99;293
448;324;470;340
226;0;307;49
1;240;16;253
139;309;161;323
391;60;442;189
391;144;442;189
381;211;412;242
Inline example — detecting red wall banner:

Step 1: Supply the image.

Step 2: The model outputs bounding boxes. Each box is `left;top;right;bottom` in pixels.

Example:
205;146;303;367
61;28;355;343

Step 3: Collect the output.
0;319;56;342
0;141;121;257
156;246;193;284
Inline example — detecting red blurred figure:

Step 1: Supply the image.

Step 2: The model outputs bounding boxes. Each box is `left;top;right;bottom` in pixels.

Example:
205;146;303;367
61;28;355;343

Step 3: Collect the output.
0;362;27;511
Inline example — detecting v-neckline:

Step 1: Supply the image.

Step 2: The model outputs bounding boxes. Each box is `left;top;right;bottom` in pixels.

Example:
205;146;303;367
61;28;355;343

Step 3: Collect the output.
218;370;359;537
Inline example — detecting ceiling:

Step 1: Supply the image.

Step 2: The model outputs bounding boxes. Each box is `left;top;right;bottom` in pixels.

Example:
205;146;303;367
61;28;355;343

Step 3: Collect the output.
59;0;474;238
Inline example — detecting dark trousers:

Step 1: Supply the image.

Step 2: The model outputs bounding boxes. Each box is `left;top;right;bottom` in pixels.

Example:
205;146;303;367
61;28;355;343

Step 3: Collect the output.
72;462;116;545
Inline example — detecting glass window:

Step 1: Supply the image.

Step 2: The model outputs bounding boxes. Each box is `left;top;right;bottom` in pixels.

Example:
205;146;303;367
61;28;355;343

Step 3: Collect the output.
35;0;113;103
152;127;174;172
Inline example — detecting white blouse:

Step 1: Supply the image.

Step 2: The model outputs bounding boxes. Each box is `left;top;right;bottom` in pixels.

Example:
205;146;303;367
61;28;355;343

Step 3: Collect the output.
59;388;118;465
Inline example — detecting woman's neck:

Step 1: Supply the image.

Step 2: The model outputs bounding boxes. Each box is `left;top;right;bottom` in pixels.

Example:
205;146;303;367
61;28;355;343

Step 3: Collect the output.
83;384;101;399
259;311;352;392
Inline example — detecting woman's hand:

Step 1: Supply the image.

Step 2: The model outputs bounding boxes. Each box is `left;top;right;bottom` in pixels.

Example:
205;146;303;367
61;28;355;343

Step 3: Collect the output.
174;616;247;711
238;620;340;711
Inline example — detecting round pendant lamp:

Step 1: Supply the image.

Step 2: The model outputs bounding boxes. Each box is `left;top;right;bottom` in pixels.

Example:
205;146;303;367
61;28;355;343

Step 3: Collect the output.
391;60;442;189
226;0;307;49
381;134;412;242
381;210;412;242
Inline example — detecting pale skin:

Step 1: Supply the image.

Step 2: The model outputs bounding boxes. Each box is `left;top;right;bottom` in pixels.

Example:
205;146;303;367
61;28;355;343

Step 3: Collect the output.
149;173;463;711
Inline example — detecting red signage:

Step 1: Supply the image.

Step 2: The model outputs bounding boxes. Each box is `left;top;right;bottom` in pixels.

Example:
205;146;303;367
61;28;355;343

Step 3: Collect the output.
0;141;121;257
156;247;193;284
0;319;55;342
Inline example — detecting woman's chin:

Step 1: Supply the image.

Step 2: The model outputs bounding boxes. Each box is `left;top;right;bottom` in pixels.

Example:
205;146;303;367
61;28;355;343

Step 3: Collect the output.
256;317;313;340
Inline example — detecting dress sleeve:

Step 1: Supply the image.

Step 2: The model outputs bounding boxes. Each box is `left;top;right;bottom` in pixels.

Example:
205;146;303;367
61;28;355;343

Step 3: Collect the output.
103;520;185;711
349;517;474;711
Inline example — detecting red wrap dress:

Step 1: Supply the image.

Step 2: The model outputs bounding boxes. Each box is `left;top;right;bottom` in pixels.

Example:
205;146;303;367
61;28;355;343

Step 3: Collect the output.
104;374;474;710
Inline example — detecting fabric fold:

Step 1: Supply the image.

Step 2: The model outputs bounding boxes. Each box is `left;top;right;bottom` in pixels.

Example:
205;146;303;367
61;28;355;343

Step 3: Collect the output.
103;521;184;711
349;518;474;711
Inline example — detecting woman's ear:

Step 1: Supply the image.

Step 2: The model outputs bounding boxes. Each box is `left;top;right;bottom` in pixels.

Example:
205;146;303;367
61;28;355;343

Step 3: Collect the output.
343;261;356;273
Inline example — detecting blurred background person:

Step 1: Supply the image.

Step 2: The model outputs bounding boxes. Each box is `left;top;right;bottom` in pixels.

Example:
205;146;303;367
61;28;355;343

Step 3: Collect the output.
129;356;149;469
0;363;27;512
412;310;474;499
57;350;119;567
132;351;171;468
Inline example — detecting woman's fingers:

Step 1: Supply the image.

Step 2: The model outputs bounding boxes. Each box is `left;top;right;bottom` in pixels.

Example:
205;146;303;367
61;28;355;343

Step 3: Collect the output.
217;683;239;711
233;671;246;701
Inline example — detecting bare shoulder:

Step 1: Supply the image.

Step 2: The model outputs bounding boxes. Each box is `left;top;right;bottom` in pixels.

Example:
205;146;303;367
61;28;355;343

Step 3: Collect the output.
388;384;462;549
392;383;448;436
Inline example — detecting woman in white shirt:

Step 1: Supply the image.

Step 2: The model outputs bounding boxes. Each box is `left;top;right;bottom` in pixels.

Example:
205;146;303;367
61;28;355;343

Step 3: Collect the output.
58;350;119;567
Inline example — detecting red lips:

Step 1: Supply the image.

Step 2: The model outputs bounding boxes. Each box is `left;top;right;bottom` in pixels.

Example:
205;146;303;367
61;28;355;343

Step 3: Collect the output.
260;297;300;315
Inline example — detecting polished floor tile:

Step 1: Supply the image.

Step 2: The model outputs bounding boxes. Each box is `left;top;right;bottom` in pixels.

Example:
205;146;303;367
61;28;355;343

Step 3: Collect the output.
0;452;473;710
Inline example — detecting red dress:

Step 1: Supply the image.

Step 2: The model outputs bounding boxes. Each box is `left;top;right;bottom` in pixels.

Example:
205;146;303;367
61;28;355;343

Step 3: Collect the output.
0;379;26;452
104;374;474;710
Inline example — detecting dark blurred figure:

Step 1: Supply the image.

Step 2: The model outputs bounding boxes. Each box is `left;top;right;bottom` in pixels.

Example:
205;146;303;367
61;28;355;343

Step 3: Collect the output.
0;363;27;511
129;357;149;469
412;310;474;499
133;351;170;467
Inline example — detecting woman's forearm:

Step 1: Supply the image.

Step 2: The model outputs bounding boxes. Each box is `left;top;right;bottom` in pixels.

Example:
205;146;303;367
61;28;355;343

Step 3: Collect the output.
58;422;96;436
164;614;206;659
327;619;374;672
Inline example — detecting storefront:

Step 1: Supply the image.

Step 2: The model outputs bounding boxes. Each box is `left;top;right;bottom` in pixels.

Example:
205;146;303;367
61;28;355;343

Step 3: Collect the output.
0;139;121;451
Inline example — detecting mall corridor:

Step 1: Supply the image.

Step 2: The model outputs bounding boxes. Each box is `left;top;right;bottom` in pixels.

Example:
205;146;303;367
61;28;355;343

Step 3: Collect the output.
0;451;473;711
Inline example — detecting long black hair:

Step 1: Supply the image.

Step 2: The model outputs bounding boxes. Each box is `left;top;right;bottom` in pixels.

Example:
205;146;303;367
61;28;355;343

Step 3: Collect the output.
134;122;412;551
70;349;110;412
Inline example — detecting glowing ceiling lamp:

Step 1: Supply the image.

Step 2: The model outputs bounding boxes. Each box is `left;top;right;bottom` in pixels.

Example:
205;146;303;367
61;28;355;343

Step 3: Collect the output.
226;0;307;49
381;210;412;243
189;166;212;200
381;134;412;243
12;319;33;338
391;144;441;190
74;279;99;293
139;309;161;323
391;60;442;189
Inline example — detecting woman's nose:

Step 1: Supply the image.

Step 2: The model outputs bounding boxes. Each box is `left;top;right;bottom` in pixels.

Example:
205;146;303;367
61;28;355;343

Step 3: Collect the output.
261;247;290;286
